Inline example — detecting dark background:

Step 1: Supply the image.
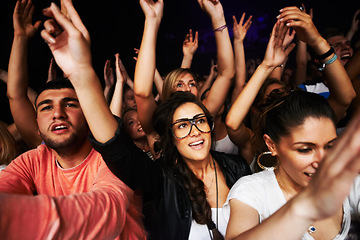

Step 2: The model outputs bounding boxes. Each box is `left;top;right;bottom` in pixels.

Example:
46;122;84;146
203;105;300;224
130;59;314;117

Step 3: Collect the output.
1;0;359;124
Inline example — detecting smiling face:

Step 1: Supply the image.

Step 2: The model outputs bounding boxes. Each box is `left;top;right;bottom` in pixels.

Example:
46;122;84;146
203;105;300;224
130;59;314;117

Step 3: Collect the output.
326;35;353;66
36;88;89;150
172;102;212;163
123;109;145;141
173;73;198;97
266;117;337;190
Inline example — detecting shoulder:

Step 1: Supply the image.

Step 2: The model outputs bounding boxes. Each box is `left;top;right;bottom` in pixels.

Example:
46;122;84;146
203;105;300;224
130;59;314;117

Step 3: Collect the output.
223;170;278;221
212;151;252;183
227;170;277;204
212;150;248;168
12;144;53;165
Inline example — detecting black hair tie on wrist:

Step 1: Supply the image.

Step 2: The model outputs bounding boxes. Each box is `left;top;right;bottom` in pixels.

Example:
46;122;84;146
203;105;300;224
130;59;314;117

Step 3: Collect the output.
315;47;335;60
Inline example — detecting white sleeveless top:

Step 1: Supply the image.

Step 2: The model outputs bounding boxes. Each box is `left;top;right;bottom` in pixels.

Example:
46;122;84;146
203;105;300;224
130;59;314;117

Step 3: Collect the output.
223;170;356;240
188;208;227;239
214;134;239;155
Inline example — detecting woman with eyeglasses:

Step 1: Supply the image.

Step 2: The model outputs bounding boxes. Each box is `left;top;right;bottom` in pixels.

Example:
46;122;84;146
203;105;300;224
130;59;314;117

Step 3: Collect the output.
90;0;250;238
92;91;251;240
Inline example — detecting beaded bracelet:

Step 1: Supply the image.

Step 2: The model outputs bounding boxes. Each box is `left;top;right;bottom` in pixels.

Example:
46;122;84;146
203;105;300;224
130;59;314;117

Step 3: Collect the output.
318;54;337;71
214;24;227;32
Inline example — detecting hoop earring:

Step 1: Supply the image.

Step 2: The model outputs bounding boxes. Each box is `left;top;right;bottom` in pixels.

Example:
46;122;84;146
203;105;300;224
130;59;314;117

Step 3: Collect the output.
257;151;279;171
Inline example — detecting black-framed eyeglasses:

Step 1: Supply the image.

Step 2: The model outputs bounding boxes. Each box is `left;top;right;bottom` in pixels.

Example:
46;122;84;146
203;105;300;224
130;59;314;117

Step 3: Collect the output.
171;114;213;139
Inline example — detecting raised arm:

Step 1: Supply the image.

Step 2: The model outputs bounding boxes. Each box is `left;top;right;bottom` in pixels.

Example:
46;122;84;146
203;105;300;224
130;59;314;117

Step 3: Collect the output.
226;21;295;134
345;45;360;117
293;6;312;87
7;0;42;148
0;68;37;108
280;7;356;122
134;46;163;99
181;29;199;68
41;0;117;143
231;13;252;103
133;0;164;134
226;90;360;240
199;0;235;117
109;53;126;118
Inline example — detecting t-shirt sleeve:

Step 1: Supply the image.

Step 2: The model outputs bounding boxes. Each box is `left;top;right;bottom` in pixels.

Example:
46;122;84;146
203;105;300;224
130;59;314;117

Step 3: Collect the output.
223;175;264;222
348;175;360;215
0;163;146;240
0;151;36;194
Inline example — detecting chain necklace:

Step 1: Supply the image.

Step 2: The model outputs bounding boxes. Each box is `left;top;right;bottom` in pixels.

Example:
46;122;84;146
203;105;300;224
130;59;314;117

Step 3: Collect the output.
206;158;219;240
205;166;216;196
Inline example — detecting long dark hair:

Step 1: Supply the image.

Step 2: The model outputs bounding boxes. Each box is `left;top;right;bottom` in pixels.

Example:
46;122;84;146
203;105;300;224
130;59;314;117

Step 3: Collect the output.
153;92;216;226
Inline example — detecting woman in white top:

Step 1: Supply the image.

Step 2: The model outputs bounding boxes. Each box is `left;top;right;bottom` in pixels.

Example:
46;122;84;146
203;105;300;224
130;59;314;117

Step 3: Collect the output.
224;89;360;239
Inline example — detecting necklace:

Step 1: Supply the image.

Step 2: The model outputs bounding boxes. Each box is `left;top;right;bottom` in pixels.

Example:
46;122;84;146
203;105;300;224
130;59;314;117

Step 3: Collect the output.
205;165;216;195
207;158;219;240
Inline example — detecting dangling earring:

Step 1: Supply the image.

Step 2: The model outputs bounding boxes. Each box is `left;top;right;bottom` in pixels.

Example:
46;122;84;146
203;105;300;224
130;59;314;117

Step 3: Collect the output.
257;151;279;171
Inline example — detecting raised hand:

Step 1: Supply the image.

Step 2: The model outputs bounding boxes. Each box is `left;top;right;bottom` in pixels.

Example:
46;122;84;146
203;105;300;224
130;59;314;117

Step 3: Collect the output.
104;59;115;88
350;9;360;34
233;13;252;42
13;0;41;38
41;0;91;78
197;0;225;25
263;21;296;68
114;53;126;86
277;6;320;47
139;0;164;20
183;29;199;57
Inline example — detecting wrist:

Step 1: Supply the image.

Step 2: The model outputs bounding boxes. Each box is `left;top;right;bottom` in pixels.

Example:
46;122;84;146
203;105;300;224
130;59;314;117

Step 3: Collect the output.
310;38;331;56
259;61;277;71
183;53;194;59
13;34;30;42
67;67;97;86
212;18;226;31
145;17;162;26
233;38;244;44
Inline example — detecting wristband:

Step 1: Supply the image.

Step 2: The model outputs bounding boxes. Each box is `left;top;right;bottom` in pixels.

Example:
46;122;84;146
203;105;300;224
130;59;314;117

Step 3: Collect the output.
315;47;335;60
318;54;337;71
214;25;227;32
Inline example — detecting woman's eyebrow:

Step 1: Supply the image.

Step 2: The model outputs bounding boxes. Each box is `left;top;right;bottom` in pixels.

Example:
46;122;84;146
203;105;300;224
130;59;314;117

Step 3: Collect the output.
173;114;205;123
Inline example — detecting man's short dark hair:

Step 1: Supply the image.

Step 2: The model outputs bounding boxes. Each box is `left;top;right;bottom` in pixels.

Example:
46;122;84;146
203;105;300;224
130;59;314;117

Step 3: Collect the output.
320;27;344;40
35;78;75;107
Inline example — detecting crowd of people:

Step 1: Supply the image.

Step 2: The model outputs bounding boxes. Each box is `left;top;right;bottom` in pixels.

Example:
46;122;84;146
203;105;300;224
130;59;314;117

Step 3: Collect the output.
1;0;360;239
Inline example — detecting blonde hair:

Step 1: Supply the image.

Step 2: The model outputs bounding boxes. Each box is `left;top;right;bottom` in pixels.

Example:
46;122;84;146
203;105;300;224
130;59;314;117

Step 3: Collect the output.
0;121;17;166
161;68;197;102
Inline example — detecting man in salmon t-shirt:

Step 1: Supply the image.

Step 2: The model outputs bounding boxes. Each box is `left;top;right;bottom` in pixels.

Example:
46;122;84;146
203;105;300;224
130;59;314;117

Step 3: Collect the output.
0;0;146;239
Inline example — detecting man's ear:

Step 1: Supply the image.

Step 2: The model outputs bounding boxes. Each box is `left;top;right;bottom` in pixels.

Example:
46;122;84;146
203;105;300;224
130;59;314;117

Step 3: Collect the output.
263;134;277;156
